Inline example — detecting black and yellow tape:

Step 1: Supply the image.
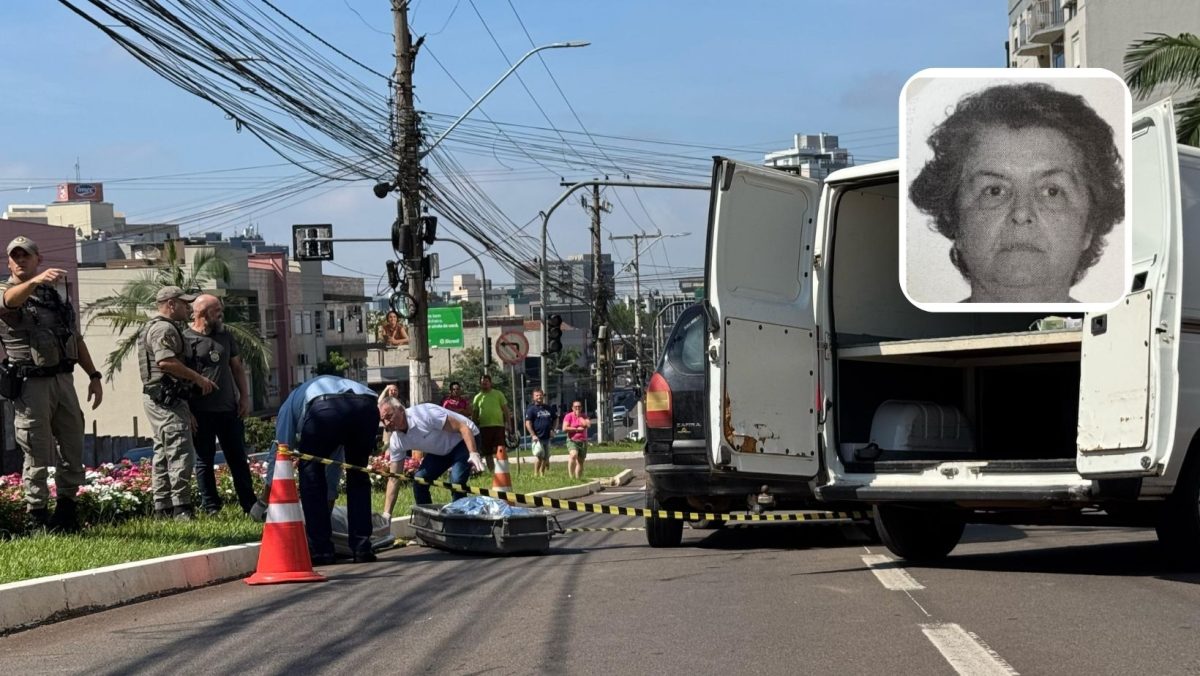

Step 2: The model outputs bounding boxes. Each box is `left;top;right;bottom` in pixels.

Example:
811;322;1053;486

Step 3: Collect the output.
285;450;869;523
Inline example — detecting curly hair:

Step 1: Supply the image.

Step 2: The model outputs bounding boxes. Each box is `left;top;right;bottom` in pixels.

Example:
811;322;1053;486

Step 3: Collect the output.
909;82;1124;285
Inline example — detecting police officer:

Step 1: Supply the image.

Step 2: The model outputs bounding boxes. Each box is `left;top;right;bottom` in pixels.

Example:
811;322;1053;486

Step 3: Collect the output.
0;236;104;531
139;286;216;520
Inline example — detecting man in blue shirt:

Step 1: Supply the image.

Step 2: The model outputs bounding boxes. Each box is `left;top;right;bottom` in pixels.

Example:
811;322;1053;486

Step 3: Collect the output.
273;375;379;565
524;388;556;477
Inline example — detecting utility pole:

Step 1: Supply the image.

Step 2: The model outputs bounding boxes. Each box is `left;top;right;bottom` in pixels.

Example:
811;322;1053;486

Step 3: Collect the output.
587;185;613;442
610;230;686;436
609;232;649;383
393;1;431;404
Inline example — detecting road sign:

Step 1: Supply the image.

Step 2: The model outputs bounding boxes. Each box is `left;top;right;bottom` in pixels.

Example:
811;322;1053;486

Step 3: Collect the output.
496;331;528;366
428;306;464;349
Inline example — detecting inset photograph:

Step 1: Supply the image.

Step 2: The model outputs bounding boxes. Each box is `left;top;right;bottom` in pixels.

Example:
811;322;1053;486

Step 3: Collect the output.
900;68;1131;311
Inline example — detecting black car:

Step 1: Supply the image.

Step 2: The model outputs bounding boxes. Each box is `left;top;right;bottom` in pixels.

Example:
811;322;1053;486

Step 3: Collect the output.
643;303;817;547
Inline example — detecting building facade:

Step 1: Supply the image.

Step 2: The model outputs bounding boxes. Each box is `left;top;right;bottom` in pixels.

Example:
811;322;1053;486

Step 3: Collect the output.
1008;0;1200;107
763;133;852;180
512;253;615;306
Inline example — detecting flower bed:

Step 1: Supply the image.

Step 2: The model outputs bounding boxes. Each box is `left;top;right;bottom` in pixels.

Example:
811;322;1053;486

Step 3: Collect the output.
0;459;272;538
0;453;423;538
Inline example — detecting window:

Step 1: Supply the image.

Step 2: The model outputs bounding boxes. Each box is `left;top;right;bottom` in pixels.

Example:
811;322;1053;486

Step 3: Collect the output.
301;311;313;335
1051;40;1065;68
1071;33;1081;67
292;312;302;336
666;308;705;374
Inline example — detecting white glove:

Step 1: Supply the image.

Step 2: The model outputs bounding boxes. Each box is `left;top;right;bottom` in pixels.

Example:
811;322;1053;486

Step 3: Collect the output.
468;452;486;473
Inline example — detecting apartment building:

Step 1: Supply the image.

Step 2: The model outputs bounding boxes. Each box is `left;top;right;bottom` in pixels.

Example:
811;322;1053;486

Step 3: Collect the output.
1008;0;1200;106
763;133;853;180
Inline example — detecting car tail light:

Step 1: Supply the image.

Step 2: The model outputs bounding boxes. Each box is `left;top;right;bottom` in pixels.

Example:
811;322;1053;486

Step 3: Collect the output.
645;372;672;429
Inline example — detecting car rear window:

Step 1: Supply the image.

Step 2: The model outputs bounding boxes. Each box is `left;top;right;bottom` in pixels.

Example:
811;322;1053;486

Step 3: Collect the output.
667;310;705;374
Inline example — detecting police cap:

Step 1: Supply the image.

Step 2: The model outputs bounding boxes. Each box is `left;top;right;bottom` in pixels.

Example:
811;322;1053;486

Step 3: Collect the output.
156;286;198;303
6;236;39;257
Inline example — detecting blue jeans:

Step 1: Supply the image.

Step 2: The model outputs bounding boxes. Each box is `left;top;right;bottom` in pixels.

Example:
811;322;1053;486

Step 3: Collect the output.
412;440;471;506
297;395;378;557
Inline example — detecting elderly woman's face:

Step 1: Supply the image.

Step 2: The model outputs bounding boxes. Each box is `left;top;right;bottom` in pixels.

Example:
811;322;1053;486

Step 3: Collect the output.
955;125;1093;302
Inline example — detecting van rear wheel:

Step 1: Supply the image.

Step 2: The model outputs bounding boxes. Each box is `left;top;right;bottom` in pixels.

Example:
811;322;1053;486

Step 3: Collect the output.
874;504;964;563
1156;454;1200;566
646;494;684;548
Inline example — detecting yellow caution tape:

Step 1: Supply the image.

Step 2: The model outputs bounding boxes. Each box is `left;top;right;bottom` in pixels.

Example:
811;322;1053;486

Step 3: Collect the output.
286;450;869;523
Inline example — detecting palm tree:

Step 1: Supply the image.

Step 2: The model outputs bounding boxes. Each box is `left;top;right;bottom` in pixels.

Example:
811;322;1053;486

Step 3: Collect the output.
86;242;271;406
1125;32;1200;145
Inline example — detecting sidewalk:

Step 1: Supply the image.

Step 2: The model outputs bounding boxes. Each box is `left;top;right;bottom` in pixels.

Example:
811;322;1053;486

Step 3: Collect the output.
0;468;635;635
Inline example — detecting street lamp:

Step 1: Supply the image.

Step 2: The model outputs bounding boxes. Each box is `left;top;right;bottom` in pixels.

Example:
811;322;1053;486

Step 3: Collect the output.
437;237;492;373
421;41;590;158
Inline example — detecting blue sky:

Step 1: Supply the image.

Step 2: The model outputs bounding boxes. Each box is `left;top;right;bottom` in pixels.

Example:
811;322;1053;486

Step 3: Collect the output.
0;1;1007;297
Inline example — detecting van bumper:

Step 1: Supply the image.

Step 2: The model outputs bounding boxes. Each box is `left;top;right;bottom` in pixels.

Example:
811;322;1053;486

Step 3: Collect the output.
816;483;1094;503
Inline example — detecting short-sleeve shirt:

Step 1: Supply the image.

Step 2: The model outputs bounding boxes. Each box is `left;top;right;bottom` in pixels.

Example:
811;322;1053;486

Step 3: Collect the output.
563;411;589;442
525;403;555;440
140;317;189;385
472;389;508;428
441;395;471;418
183;325;240;413
389;403;479;459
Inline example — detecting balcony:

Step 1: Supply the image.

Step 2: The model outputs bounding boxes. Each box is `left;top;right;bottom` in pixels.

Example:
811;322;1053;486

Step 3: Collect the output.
1026;0;1065;44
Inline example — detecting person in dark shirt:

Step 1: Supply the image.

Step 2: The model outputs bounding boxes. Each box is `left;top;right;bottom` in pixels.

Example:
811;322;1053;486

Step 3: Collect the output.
524;388;556;477
184;294;256;515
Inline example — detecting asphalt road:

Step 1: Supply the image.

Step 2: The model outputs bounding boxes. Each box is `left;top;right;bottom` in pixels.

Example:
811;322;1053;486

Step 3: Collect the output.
4;462;1200;675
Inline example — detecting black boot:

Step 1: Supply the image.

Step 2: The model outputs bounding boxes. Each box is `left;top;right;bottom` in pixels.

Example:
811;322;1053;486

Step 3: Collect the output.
48;499;81;533
173;505;195;521
28;508;50;530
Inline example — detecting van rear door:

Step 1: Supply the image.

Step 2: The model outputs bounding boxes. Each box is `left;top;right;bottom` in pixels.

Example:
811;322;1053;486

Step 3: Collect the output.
1077;99;1182;477
705;158;822;477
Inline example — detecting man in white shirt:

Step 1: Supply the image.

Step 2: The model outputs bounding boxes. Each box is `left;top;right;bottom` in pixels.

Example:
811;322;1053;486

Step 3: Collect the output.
378;396;485;516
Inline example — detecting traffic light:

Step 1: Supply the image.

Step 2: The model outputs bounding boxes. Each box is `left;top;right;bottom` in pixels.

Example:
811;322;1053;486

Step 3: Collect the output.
546;314;563;355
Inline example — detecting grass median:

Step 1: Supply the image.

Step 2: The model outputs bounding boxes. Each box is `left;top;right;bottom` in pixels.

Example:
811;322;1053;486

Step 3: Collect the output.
0;462;625;585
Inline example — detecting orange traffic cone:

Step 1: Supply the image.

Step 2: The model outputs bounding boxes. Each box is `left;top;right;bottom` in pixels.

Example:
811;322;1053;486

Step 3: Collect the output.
245;444;326;585
491;445;514;500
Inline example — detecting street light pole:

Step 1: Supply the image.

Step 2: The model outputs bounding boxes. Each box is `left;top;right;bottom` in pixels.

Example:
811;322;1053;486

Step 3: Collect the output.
537;180;708;406
437;237;490;374
421;41;589;159
391;4;586;405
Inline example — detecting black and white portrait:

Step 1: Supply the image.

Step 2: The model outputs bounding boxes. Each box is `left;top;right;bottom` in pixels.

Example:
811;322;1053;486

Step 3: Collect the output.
900;69;1131;310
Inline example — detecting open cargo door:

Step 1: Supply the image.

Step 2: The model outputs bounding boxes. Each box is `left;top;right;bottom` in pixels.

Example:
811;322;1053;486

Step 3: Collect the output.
705;158;822;477
1077;99;1182;477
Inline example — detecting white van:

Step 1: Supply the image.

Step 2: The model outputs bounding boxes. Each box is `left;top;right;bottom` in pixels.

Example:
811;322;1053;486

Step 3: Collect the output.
704;99;1200;562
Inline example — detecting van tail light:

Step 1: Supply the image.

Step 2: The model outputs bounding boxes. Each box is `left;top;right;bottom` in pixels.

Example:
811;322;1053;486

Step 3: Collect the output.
645;372;673;429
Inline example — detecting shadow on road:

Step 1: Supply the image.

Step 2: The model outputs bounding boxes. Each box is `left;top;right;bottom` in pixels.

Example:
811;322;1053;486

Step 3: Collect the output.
694;522;875;551
931;538;1200;585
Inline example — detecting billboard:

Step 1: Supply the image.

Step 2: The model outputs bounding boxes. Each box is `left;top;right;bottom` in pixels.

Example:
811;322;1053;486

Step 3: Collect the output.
427;306;464;349
56;182;104;203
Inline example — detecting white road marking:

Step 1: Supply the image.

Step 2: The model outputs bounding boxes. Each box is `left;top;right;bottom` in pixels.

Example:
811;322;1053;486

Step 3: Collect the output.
921;623;1020;676
861;554;925;591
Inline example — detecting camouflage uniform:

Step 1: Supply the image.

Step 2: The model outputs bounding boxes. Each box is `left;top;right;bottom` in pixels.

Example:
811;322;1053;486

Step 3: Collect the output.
138;314;197;513
0;275;85;513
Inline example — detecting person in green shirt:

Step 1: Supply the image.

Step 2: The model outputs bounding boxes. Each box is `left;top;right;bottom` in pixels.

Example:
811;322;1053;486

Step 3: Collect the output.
471;374;510;472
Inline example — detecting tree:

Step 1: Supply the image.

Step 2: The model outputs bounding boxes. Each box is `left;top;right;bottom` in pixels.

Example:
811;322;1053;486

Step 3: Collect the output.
316;350;349;376
458;301;482;320
443;347;511;402
86;241;271;406
546;347;586;406
1125;32;1200;145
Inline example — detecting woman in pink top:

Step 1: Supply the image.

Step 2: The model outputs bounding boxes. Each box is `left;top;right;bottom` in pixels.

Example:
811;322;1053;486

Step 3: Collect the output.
561;400;591;479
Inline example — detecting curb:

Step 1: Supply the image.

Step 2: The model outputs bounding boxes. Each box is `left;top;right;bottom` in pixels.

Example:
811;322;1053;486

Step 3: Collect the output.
0;472;632;634
0;543;260;635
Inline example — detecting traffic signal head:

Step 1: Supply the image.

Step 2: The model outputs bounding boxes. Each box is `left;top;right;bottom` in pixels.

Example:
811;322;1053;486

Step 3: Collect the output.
546;314;563;354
